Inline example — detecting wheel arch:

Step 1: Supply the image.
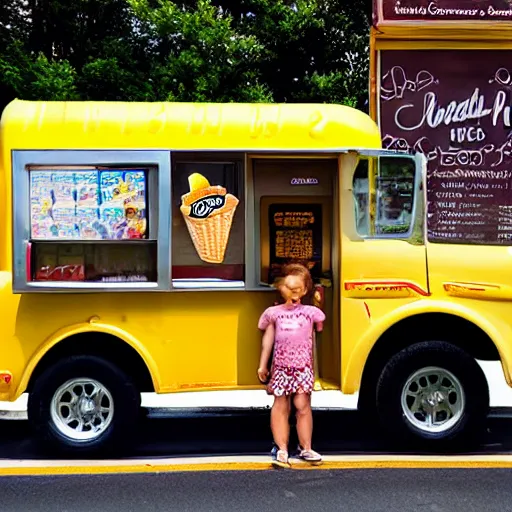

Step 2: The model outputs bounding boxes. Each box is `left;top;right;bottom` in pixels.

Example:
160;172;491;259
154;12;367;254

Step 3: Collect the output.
20;323;159;397
344;302;511;411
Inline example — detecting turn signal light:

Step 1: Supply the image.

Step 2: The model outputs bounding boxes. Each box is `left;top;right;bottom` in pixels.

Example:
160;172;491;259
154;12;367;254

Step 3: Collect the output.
0;373;12;384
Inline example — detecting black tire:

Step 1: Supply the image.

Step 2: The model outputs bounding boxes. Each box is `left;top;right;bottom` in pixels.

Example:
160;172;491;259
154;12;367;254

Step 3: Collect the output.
376;341;489;451
27;355;141;457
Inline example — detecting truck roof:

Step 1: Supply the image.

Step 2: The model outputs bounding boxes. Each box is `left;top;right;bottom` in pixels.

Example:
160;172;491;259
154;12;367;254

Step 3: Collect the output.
0;99;382;152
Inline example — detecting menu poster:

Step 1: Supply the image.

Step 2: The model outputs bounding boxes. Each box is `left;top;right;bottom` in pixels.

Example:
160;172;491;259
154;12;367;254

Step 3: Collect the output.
30;170;147;240
99;170;147;240
375;0;512;24
268;203;323;282
379;50;512;245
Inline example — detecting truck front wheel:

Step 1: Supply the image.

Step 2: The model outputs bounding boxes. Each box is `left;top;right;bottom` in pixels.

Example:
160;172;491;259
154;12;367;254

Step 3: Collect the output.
376;341;489;450
28;355;140;456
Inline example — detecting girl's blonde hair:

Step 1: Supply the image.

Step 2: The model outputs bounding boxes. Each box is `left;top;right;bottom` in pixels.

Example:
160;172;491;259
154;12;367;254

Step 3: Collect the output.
275;263;314;295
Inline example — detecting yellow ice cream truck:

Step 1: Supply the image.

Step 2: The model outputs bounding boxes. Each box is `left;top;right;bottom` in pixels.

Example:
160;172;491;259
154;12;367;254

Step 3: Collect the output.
0;98;504;456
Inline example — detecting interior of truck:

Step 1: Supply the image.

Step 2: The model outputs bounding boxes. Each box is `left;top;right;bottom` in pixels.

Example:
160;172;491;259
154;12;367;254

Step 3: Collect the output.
251;156;341;389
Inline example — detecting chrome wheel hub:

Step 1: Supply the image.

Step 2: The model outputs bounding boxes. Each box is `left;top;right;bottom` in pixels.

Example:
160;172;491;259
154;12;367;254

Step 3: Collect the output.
401;366;465;434
50;378;114;442
79;397;96;415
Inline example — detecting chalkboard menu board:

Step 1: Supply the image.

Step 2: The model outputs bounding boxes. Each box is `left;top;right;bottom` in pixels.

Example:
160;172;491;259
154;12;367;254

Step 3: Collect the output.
375;0;512;24
380;50;512;245
268;203;323;282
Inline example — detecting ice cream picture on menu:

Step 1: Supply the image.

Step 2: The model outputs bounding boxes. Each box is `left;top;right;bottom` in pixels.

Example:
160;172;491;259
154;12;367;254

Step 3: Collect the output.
180;173;239;264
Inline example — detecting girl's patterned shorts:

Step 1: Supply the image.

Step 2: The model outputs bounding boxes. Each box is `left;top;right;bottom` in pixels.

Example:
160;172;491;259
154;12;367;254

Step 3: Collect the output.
267;366;314;396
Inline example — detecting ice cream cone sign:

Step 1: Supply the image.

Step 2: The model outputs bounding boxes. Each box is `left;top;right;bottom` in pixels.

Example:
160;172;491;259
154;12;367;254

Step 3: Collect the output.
180;173;239;264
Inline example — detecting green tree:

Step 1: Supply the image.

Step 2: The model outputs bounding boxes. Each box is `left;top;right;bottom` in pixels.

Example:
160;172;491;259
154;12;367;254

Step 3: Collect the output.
26;0;136;64
127;0;272;102
0;0;371;111
203;0;371;108
0;0;30;106
0;0;153;108
0;42;79;103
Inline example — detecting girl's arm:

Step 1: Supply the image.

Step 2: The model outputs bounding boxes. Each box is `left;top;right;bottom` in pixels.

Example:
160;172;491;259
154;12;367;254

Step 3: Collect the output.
257;323;275;383
313;306;326;332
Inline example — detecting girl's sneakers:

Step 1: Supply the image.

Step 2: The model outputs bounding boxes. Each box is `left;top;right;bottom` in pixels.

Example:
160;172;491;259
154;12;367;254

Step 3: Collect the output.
271;446;291;469
270;444;323;467
296;446;323;465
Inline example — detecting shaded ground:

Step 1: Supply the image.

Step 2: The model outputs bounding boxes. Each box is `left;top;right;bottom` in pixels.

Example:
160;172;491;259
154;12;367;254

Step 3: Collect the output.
0;409;511;459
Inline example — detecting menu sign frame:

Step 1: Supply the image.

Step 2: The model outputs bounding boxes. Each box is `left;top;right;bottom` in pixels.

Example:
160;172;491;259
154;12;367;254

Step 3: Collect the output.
379;49;512;245
268;203;323;282
374;0;512;25
11;149;172;293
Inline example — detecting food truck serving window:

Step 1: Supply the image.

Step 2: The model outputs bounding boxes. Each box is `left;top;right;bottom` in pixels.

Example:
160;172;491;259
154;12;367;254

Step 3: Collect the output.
170;157;245;289
12;150;171;292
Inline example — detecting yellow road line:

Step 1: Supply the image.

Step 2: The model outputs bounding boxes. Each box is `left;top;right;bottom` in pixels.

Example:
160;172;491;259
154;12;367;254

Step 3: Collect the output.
2;456;512;476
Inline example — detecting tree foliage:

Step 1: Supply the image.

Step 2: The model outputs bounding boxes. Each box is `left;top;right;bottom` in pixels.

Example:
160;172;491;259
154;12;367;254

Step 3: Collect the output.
0;0;371;113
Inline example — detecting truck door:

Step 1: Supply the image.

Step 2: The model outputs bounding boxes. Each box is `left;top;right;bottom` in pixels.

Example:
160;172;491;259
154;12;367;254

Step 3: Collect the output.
339;150;428;388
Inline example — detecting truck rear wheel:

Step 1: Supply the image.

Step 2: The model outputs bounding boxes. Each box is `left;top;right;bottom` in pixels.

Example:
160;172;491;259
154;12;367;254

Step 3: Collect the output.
375;341;489;450
28;355;140;456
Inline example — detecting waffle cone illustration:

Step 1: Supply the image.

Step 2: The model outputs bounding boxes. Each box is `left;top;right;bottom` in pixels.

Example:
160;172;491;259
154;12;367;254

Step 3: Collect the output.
180;173;239;264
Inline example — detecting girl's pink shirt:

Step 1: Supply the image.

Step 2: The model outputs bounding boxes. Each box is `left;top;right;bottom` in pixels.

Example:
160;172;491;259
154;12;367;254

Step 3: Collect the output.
258;303;326;369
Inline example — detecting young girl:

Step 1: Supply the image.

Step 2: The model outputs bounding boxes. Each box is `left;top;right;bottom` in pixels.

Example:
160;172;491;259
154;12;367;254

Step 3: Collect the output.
257;263;326;468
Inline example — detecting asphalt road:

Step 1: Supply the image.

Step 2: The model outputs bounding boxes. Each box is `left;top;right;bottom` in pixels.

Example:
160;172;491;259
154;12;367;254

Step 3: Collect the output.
1;409;512;459
1;468;511;512
1;411;512;512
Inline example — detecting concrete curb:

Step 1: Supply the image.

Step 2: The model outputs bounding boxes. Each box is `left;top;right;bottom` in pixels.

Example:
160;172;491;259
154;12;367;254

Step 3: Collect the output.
2;455;512;476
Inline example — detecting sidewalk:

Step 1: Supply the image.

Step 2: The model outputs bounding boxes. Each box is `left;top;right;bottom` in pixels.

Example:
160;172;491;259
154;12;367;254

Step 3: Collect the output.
1;454;512;476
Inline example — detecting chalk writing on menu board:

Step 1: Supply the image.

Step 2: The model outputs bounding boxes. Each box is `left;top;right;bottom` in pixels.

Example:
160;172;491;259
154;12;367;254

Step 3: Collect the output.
268;204;323;281
376;0;512;23
379;50;512;244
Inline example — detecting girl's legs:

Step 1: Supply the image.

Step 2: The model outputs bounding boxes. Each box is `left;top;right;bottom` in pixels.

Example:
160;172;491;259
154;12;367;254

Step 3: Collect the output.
271;395;291;451
293;392;313;451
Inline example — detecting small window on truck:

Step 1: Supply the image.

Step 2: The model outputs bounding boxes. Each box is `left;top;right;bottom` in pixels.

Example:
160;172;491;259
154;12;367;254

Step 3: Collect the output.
11;150;171;293
353;155;418;239
29;167;156;285
170;157;245;289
